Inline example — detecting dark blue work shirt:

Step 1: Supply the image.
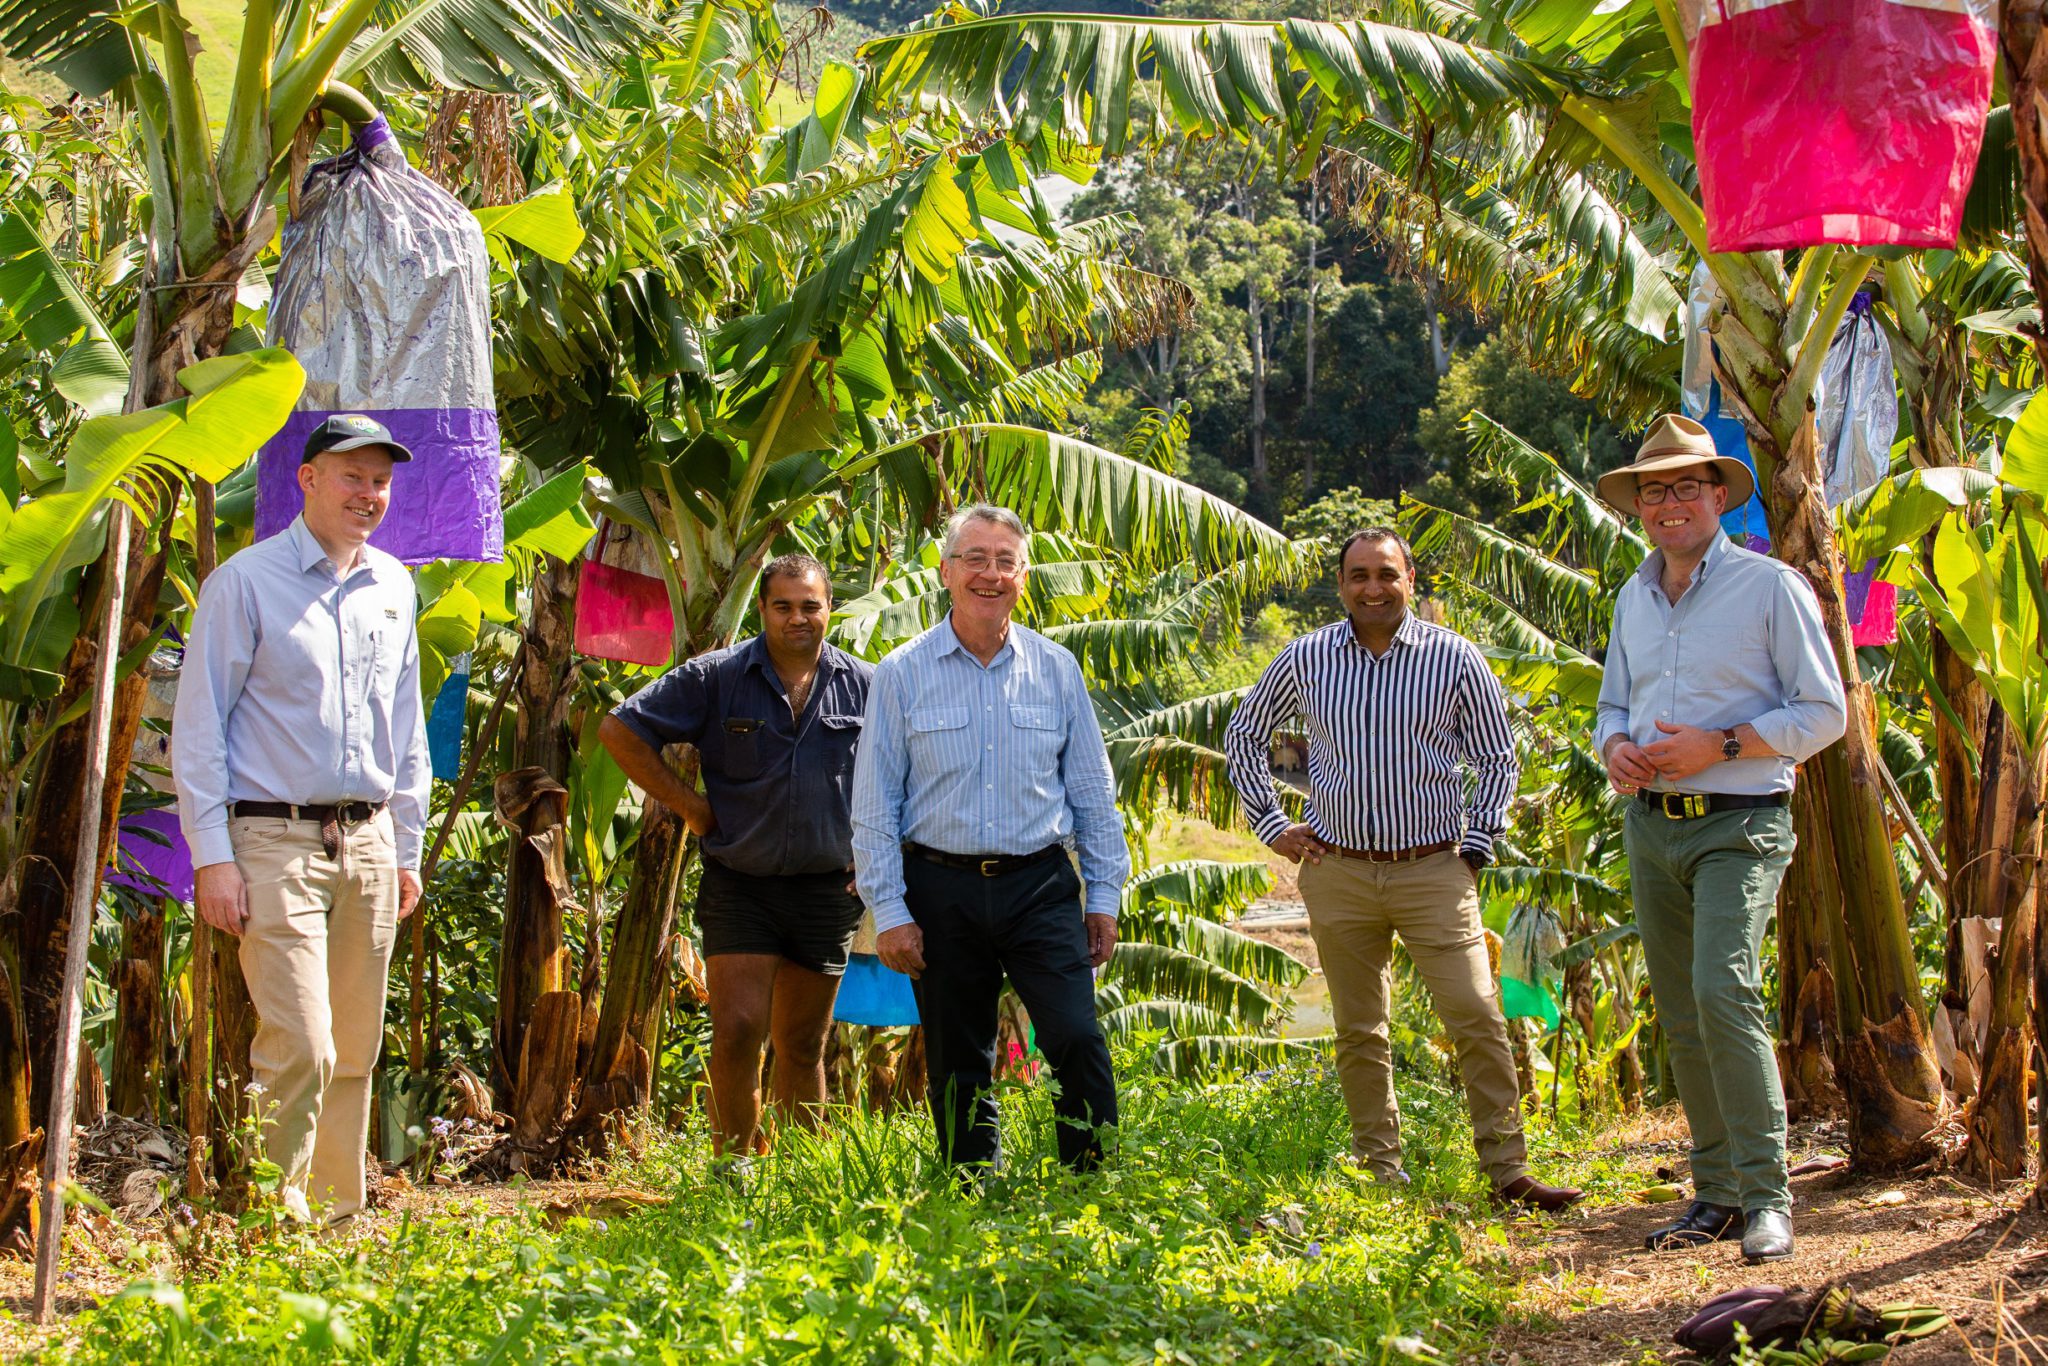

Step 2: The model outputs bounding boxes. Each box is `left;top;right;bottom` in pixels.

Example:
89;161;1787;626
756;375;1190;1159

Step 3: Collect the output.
612;637;874;877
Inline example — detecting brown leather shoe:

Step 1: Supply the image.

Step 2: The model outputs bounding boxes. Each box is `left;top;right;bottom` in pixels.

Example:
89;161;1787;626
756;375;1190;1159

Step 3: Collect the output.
1495;1174;1585;1213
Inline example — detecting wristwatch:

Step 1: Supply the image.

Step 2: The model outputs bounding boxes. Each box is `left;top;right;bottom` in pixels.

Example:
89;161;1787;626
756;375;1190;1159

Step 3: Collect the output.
1461;849;1489;874
1721;728;1742;762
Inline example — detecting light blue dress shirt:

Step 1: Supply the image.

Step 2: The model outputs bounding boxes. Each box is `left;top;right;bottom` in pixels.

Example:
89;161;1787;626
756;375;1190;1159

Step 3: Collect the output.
173;516;431;870
1595;533;1847;795
851;616;1131;934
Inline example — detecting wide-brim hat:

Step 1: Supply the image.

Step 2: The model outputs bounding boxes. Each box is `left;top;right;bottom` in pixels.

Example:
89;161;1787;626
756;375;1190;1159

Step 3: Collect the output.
1595;414;1754;514
302;413;414;463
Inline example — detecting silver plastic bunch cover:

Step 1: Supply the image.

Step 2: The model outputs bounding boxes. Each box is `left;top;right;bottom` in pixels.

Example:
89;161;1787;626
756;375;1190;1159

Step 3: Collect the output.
255;114;503;563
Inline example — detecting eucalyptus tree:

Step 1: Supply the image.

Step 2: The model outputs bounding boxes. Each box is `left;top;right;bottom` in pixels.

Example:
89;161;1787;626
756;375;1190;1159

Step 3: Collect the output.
849;0;1975;1167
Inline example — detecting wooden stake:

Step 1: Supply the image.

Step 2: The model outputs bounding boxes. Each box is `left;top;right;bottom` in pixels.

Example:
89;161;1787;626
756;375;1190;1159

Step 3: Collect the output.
32;501;130;1323
184;478;218;1202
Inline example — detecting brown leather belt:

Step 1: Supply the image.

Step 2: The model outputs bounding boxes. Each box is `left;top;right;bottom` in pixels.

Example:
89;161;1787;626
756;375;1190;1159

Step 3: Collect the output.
906;842;1064;877
1330;838;1455;864
231;800;385;858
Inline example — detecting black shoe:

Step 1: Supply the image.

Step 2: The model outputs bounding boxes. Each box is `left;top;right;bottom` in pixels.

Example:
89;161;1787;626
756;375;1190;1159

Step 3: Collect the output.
1742;1208;1794;1263
1644;1200;1743;1251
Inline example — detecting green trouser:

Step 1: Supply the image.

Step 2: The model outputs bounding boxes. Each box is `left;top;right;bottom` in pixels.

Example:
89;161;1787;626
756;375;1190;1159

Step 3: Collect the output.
1625;800;1796;1215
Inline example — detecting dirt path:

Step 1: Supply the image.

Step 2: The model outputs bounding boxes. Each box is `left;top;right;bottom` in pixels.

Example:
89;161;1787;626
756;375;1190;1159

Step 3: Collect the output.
1501;1114;2048;1364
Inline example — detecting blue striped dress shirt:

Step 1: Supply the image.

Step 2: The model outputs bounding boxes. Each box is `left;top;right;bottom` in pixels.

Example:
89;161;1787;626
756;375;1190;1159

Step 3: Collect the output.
1223;614;1519;858
851;616;1131;934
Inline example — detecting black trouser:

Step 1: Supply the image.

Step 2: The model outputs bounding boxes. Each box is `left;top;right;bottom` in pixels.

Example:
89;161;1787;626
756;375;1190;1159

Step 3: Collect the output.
905;852;1117;1172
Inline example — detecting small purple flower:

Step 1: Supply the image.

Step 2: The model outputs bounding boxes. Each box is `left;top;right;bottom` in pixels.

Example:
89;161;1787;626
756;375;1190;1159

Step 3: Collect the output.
430;1116;455;1138
741;1219;754;1231
1305;1242;1322;1259
176;1203;195;1226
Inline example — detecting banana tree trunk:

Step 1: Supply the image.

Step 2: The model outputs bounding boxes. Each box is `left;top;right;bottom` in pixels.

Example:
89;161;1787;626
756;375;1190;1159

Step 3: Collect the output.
492;557;580;1101
1778;773;1846;1119
1962;749;2043;1180
106;900;167;1120
1757;412;1945;1167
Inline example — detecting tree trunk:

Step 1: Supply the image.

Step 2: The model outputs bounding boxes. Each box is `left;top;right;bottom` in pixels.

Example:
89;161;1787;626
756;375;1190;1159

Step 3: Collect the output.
1949;702;2022;1099
1778;784;1845;1119
1247;279;1269;502
1604;947;1645;1113
208;927;259;1209
1756;412;1944;1167
1303;185;1320;494
106;900;166;1121
0;946;39;1255
492;768;573;1104
1963;753;2043;1181
491;557;580;1100
580;804;689;1117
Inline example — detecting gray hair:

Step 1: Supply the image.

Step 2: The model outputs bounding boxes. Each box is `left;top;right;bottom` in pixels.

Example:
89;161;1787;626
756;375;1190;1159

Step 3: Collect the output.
942;504;1030;566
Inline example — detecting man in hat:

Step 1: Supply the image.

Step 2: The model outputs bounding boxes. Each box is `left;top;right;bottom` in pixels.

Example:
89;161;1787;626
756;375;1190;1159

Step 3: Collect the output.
1595;414;1846;1263
174;414;429;1223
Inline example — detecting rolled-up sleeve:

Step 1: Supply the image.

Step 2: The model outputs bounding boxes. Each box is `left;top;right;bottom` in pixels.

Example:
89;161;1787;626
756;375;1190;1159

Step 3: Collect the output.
172;568;255;871
852;657;914;932
612;660;709;751
1059;656;1129;919
1223;645;1299;845
1454;647;1518;858
389;608;431;870
1750;571;1847;762
1594;590;1636;755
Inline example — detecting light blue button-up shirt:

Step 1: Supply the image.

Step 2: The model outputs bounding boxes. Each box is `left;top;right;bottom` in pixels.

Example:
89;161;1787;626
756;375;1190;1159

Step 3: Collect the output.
851;616;1130;933
1595;533;1847;795
173;516;431;870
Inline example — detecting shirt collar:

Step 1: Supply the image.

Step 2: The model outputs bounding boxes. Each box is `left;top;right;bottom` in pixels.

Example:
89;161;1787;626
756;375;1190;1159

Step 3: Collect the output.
938;614;1015;666
285;515;375;582
1636;531;1733;595
1343;611;1422;650
744;635;843;677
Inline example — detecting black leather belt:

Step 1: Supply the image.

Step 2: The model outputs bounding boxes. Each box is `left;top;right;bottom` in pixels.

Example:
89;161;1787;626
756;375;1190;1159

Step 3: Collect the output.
1637;790;1789;820
232;800;385;824
232;800;385;858
906;842;1064;877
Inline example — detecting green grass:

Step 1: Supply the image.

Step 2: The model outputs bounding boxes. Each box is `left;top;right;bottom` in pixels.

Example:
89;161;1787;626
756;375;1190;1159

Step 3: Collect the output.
25;1057;1625;1363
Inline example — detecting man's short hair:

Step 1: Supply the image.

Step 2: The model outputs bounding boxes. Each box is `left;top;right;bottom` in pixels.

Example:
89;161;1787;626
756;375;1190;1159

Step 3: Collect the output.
758;552;831;601
1337;526;1416;576
942;504;1031;565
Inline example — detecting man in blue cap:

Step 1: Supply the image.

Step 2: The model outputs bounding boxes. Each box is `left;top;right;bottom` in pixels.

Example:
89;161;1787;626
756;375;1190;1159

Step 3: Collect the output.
174;414;430;1222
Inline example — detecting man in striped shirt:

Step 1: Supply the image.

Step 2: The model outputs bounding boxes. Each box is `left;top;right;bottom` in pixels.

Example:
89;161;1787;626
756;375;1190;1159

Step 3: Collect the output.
1225;527;1580;1212
852;504;1128;1174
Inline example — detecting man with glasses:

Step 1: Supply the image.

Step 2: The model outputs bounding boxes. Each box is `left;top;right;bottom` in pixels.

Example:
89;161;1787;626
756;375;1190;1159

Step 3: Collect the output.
1596;415;1846;1263
851;504;1127;1175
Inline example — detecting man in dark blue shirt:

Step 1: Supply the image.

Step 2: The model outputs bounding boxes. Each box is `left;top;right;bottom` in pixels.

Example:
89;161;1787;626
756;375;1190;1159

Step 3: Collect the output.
600;554;873;1173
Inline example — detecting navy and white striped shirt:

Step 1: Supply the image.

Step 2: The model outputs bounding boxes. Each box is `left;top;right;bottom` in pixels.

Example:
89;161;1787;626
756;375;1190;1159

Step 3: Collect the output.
1223;614;1518;858
851;616;1130;934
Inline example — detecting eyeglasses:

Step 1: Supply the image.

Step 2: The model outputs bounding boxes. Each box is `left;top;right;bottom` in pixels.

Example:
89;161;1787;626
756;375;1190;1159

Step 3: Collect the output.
949;551;1024;576
1636;477;1719;506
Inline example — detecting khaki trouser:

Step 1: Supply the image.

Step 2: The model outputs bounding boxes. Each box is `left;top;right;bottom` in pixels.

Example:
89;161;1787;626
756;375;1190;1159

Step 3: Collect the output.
230;809;399;1220
1297;848;1528;1187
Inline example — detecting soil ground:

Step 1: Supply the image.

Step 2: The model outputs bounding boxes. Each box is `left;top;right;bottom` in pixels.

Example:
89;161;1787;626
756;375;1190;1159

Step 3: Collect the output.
1499;1108;2048;1365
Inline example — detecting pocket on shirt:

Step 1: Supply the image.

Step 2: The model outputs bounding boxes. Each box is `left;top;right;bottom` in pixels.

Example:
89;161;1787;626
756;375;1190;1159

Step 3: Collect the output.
819;713;861;774
720;717;767;780
1008;702;1063;768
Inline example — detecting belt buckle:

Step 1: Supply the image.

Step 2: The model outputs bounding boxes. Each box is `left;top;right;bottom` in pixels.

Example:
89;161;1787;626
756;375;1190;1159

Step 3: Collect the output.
979;858;1001;877
1661;792;1708;819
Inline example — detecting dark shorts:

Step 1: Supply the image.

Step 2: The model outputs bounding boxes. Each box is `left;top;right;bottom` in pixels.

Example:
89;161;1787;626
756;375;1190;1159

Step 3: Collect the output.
695;858;865;976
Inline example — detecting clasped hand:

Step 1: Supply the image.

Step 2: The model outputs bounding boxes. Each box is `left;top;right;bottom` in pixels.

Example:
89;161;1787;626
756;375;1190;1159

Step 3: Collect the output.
877;913;1118;979
1606;720;1721;793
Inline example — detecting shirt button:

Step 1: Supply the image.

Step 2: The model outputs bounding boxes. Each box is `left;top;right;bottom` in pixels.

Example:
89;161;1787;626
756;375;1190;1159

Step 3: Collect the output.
1664;670;1672;677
